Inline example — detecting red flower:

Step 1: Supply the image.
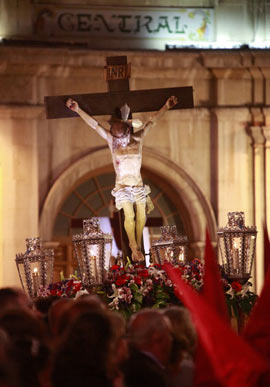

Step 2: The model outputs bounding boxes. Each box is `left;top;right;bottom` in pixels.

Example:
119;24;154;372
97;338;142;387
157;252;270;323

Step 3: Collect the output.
74;283;81;292
111;265;120;271
231;281;242;292
67;280;73;288
116;275;128;286
134;264;146;269
138;269;149;278
134;276;142;285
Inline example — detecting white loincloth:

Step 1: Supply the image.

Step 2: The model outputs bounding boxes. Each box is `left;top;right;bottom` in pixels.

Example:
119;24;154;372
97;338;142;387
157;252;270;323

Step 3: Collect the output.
111;185;154;214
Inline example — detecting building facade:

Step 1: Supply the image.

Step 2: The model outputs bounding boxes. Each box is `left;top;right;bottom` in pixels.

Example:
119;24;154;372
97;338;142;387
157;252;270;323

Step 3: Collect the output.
0;0;269;293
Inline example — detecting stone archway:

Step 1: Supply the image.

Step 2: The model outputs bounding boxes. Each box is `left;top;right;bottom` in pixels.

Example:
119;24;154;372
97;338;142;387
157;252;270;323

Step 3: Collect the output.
39;146;216;258
142;147;217;257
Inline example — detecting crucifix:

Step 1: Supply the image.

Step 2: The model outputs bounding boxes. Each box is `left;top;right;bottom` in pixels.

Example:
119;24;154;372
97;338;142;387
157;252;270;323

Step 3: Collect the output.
44;56;193;263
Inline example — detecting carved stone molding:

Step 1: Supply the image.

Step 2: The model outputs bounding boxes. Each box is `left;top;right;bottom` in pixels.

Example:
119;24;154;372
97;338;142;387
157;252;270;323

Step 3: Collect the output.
249;126;265;147
262;126;270;147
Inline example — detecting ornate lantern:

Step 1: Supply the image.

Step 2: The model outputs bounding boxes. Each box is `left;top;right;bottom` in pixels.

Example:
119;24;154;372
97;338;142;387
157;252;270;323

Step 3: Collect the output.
72;218;113;288
217;212;257;283
151;225;188;265
16;237;54;298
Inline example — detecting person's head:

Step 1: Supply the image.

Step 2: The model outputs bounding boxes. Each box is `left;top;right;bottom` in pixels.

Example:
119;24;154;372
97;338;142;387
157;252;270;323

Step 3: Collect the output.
63;310;113;357
0;309;50;387
110;120;131;138
52;310;115;387
128;309;172;366
75;293;107;310
163;306;197;361
48;297;73;337
0;287;33;315
0;308;48;344
55;295;107;338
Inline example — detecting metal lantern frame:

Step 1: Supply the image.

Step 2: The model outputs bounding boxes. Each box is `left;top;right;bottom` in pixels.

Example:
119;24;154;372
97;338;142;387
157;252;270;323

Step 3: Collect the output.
72;218;113;288
16;237;54;298
151;225;188;265
217;211;257;283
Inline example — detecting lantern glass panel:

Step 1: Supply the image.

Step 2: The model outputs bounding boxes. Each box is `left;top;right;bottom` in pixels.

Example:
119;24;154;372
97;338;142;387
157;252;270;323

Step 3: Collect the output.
104;238;113;270
217;212;257;282
86;242;99;283
151;226;188;265
16;238;54;298
72;218;112;288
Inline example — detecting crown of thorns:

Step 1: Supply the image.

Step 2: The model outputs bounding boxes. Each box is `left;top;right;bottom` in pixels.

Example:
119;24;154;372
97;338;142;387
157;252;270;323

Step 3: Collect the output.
108;103;142;128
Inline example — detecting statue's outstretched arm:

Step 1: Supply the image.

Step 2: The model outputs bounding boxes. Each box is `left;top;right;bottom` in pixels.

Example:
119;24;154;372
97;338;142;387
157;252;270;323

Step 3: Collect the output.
66;98;109;141
140;95;178;137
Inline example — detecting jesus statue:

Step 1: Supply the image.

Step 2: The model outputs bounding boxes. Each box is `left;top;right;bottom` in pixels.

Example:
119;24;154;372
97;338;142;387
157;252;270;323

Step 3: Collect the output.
66;96;178;262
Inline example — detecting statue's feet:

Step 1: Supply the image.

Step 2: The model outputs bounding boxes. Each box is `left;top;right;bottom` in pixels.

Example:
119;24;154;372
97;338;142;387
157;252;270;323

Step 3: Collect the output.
130;245;145;262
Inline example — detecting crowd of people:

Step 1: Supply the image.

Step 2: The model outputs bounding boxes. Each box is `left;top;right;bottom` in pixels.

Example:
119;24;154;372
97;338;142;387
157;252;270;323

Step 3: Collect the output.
0;286;197;387
1;240;270;387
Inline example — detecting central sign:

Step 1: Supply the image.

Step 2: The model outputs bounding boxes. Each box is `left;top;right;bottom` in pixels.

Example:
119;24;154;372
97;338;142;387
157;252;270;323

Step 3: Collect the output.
33;6;214;42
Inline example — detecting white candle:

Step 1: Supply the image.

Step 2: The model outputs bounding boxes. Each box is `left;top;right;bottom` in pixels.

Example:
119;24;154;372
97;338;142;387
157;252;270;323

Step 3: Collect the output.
232;241;239;273
91;255;98;281
32;267;39;296
87;246;98;281
179;249;185;262
164;248;173;262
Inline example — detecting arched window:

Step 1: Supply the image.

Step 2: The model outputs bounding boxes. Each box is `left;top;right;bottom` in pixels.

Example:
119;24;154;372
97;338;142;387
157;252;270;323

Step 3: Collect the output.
51;171;185;279
53;171;184;237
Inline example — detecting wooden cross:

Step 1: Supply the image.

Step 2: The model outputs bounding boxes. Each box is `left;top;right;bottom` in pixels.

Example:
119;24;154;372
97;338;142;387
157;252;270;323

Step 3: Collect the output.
44;56;193;119
44;56;194;261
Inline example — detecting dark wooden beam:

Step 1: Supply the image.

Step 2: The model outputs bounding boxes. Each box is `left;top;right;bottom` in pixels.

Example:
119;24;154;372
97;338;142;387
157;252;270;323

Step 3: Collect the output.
44;86;194;119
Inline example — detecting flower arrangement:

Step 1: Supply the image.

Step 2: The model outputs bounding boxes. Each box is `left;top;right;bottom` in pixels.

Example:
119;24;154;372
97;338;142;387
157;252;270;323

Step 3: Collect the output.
222;278;258;320
38;275;83;298
216;264;258;319
102;263;175;318
101;259;204;318
38;259;257;321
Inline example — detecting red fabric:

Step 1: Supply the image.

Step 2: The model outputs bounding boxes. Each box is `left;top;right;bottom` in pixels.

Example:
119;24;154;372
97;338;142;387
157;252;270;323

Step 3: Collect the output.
194;340;222;387
243;227;270;361
202;230;230;322
164;263;267;387
194;231;230;386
